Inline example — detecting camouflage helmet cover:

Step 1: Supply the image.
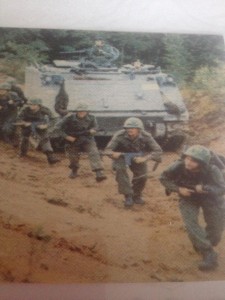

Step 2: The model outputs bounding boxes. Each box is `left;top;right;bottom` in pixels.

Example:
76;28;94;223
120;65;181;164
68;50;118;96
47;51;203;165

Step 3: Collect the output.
0;83;11;90
9;91;19;100
6;78;16;85
29;98;42;105
123;117;144;130
75;102;89;111
184;145;211;164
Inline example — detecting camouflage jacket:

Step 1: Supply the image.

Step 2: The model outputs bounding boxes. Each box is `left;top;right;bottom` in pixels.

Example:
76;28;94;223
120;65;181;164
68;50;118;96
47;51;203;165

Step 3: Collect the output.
106;129;162;161
0;92;22;119
17;106;55;123
160;159;225;201
60;113;97;138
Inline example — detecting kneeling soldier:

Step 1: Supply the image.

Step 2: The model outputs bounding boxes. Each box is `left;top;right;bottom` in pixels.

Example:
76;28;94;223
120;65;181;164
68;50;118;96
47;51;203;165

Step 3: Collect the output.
105;117;162;207
160;145;225;271
60;102;107;181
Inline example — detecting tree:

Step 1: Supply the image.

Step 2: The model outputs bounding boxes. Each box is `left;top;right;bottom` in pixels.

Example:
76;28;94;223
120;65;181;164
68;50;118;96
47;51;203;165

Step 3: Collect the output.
163;34;192;85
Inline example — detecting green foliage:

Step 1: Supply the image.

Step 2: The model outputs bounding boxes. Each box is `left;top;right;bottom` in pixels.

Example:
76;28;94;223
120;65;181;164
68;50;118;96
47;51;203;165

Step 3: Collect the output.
0;28;224;84
0;39;48;82
163;35;191;85
191;64;225;98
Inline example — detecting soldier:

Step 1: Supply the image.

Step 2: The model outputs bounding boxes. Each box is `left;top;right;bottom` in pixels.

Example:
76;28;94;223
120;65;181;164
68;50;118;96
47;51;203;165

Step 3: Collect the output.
62;37;120;69
0;83;23;144
17;98;60;164
105;117;162;207
87;37;120;68
160;145;225;271
7;79;28;105
59;102;107;181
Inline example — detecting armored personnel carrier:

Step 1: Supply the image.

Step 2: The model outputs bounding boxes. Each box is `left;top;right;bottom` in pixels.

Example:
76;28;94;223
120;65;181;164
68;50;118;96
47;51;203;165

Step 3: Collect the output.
25;59;189;150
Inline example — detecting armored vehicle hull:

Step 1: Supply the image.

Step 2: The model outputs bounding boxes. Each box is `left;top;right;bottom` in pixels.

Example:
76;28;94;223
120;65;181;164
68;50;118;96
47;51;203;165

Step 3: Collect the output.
25;65;189;150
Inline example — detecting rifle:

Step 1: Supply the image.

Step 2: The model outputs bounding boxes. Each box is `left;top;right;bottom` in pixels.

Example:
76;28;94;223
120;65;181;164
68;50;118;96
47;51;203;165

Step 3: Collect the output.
102;151;161;171
67;128;105;138
59;49;88;55
165;184;195;196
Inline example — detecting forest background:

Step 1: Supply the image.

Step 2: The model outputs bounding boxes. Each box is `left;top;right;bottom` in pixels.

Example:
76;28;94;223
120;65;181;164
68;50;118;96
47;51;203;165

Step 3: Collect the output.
0;28;225;137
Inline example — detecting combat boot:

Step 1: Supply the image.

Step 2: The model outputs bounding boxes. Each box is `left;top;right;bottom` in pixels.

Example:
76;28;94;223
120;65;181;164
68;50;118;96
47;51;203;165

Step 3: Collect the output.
133;195;145;205
45;151;60;165
124;195;134;208
69;168;78;179
95;170;107;182
19;138;29;157
198;249;218;271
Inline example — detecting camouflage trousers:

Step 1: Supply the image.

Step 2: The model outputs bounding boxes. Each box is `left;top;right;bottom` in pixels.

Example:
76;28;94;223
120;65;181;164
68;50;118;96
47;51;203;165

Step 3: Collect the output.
179;198;225;254
113;156;147;197
20;127;53;155
65;138;103;171
0;115;17;142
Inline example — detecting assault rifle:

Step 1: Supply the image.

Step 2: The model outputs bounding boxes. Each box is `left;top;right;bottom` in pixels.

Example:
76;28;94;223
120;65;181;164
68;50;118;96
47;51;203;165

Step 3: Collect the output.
102;151;161;171
165;183;211;196
66;128;105;138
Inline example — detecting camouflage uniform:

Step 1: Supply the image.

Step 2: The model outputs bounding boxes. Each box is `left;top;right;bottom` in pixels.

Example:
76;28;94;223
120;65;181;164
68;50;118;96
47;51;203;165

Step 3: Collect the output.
17;102;55;158
160;146;225;270
106;128;162;200
0;84;23;143
87;43;119;67
11;84;28;105
60;112;105;178
0;91;10;140
6;79;28;105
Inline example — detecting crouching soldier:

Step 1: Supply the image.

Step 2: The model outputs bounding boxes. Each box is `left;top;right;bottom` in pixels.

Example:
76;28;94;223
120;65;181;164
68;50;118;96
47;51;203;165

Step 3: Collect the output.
59;102;107;181
105;117;162;208
160;145;225;271
17;98;60;164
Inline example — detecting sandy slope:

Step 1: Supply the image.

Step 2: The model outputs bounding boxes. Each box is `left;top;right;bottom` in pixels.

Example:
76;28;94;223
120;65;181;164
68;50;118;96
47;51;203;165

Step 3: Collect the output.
0;137;225;283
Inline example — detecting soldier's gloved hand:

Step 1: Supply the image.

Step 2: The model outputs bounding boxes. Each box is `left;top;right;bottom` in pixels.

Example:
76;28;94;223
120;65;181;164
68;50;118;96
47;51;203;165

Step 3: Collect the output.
133;156;147;164
178;187;194;197
89;129;97;135
111;152;122;159
8;100;14;105
195;185;208;194
37;124;48;130
65;135;76;143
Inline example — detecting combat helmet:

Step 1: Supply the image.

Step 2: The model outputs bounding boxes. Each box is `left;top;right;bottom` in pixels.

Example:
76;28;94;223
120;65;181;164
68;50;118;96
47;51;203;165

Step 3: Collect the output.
6;78;16;85
28;98;42;106
0;83;11;90
75;102;89;111
184;145;211;165
123;117;144;130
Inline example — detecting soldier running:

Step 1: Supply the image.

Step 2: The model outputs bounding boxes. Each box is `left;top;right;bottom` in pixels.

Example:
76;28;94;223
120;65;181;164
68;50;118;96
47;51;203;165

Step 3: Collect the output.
59;102;107;181
160;145;225;271
105;117;162;207
17;98;60;164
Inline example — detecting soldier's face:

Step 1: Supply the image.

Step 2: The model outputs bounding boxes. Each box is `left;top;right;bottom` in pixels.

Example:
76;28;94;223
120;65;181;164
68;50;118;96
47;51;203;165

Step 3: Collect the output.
77;111;88;119
184;156;200;171
95;40;104;47
29;104;40;112
126;128;140;139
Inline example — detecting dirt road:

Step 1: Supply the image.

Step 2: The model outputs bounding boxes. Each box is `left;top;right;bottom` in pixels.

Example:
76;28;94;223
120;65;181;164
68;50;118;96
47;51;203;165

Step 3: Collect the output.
0;135;225;283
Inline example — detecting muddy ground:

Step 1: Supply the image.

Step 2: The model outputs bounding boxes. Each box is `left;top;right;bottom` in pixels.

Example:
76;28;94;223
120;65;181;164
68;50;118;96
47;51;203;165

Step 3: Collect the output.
0;92;225;284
